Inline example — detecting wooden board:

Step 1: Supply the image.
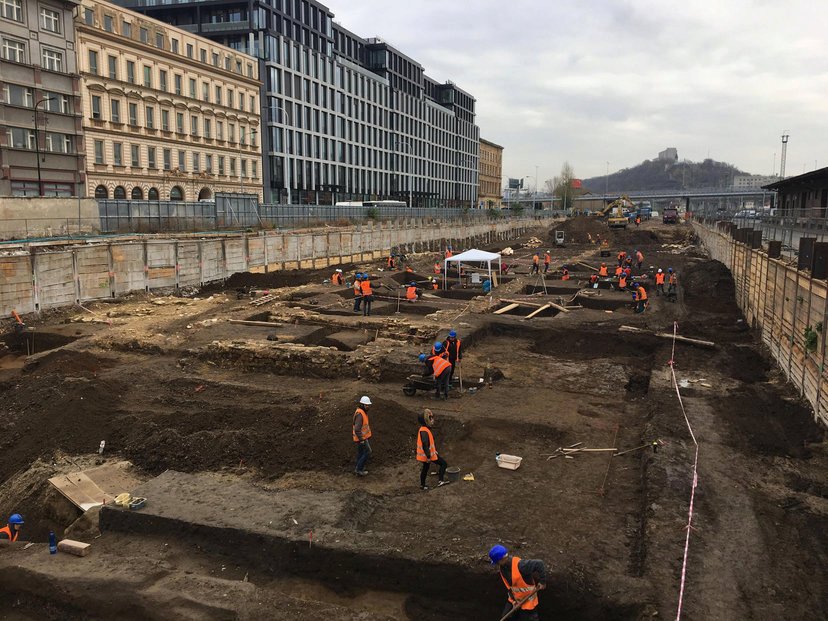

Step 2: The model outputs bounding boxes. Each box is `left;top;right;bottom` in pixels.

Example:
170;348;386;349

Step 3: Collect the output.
48;461;142;511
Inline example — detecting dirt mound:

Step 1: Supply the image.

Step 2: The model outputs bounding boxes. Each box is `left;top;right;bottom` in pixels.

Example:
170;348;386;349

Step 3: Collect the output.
24;349;117;377
201;262;358;293
549;216;606;244
680;259;738;315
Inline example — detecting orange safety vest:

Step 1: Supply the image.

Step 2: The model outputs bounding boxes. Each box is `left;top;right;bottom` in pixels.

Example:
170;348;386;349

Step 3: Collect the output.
655;273;665;285
619;275;627;288
445;250;453;258
434;263;441;274
429;354;451;376
352;407;372;442
443;338;461;360
332;272;343;285
599;266;608;277
406;286;417;300
637;286;648;301
533;255;539;265
669;274;677;285
0;525;18;542
431;282;439;290
416;426;437;462
500;557;539;611
589;275;598;284
618;252;626;261
353;281;362;297
543;254;551;265
360;279;373;296
561;269;570;281
614;266;622;277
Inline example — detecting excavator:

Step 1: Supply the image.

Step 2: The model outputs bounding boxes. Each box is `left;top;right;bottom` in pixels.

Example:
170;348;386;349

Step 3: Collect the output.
596;195;636;229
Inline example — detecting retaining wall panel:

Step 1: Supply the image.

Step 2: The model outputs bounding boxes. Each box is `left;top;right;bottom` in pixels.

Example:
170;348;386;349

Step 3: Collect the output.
0;255;35;315
35;252;76;308
75;247;111;300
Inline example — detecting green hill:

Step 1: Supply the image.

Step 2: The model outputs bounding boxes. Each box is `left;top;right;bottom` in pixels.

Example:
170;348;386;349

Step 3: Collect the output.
583;158;746;193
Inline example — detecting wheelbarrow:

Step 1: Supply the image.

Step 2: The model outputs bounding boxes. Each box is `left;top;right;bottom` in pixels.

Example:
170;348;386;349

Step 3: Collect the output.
402;374;460;397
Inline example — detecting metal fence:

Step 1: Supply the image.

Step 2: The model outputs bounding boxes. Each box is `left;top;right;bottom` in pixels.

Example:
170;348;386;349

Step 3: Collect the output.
96;196;545;234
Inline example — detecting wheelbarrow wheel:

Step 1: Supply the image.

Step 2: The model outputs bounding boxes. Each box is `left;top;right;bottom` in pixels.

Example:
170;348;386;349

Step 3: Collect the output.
402;385;417;397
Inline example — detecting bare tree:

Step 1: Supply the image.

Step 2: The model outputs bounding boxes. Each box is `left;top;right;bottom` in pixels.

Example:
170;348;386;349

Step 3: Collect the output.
552;162;576;211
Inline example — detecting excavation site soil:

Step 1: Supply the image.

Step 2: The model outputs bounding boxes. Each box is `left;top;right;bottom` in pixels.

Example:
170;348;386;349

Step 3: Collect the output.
0;217;825;620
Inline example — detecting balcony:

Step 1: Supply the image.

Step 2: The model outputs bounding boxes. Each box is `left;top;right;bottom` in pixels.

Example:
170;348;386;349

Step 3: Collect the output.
178;24;198;33
200;21;249;33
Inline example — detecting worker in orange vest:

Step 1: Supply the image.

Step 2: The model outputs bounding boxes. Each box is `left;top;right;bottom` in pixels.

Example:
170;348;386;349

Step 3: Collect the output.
434;262;441;275
561;266;570;280
667;268;678;302
416;408;449;490
352;396;373;476
405;281;421;302
489;545;546;620
423;345;452;400
386;254;396;270
633;282;648;313
429;276;439;290
352;273;364;313
0;514;24;542
543;251;551;274
331;268;344;285
445;247;453;259
589;274;599;286
359;274;374;316
654;269;666;296
614;265;623;277
617;250;627;267
618;272;628;291
635;214;641;226
598;263;609;277
442;330;462;385
531;253;540;275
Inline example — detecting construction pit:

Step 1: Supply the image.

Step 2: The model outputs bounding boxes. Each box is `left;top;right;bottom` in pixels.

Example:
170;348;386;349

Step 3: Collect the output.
1;217;827;620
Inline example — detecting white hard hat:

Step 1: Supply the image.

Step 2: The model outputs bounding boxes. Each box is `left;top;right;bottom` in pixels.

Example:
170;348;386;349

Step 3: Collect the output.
336;268;343;272
359;396;372;405
657;268;663;273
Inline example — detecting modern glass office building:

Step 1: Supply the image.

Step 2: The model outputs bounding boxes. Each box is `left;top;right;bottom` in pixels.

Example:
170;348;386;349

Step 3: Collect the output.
118;0;480;206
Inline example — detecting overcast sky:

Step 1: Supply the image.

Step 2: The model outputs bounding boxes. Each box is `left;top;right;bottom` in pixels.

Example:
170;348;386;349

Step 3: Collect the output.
336;0;826;187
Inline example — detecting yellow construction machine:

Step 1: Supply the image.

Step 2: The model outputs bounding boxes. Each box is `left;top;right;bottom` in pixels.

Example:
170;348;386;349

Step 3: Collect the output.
600;195;636;229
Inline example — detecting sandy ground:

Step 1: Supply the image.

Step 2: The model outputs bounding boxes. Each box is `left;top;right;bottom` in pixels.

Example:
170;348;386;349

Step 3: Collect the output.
0;217;826;620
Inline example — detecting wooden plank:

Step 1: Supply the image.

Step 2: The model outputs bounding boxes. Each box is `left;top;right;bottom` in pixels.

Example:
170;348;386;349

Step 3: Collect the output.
524;303;552;319
493;303;519;315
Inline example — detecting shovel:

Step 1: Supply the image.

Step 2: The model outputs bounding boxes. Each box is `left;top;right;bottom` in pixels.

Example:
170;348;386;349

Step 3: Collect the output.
498;587;541;621
458;360;464;394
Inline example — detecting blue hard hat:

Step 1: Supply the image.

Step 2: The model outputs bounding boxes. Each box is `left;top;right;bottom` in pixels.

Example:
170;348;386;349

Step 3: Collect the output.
488;544;508;564
449;330;457;338
8;514;24;525
668;268;673;273
433;342;443;352
409;281;416;286
418;353;427;362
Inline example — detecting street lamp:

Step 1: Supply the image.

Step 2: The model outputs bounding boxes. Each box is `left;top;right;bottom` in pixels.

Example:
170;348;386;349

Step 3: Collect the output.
605;161;610;198
239;128;257;194
34;97;54;197
274;106;292;205
395;139;413;208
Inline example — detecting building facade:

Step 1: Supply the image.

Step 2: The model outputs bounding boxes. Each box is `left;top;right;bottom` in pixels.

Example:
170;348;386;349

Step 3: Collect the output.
658;147;678;162
75;0;262;202
733;174;781;190
478;138;502;208
119;0;480;207
0;0;85;196
764;167;828;218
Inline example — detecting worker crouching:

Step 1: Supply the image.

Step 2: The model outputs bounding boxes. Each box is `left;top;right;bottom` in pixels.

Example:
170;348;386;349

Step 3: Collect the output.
420;345;452;400
489;545;547;620
416;408;449;490
405;281;422;302
0;514;24;542
633;282;649;313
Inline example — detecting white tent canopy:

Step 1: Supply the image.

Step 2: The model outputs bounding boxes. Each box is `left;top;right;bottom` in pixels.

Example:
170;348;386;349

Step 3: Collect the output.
443;249;502;290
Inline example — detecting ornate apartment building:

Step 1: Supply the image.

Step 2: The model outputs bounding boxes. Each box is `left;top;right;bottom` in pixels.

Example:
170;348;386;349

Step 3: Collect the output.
0;0;85;196
478;138;503;208
75;0;263;201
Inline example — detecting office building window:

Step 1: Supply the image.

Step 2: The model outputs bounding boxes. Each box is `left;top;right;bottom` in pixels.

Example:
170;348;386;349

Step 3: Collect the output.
128;102;137;125
147;146;156;169
110;99;121;123
202;83;208;102
178;150;185;171
113;186;126;199
171;39;178;53
8;127;34;149
252;161;257;178
91;95;102;119
217;121;223;140
145;106;154;129
192;152;199;172
230;157;235;175
140;27;148;43
169;186;183;200
212;52;218;66
41;48;63;72
176;112;183;133
205;154;212;173
94;185;108;198
148;187;159;199
215;85;222;103
131;187;143;199
155;33;164;49
3;83;33;107
227;89;233;107
113;142;123;166
203;118;211;138
174;74;182;95
1;0;22;22
131;144;140;167
190;115;198;136
218;156;225;175
108;55;117;79
40;7;60;33
159;70;167;92
241;159;247;177
189;78;196;98
127;61;135;83
143;65;151;88
103;14;113;32
88;50;99;75
228;123;235;142
186;43;193;58
199;48;206;63
163;148;171;170
94;139;104;164
161;109;169;131
122;20;131;37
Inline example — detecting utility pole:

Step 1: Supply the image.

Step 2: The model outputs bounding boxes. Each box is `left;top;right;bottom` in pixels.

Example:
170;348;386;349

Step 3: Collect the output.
33;97;54;197
780;131;789;179
605;161;609;198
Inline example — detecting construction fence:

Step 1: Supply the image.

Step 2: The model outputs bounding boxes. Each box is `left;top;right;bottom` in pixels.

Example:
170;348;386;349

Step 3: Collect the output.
694;220;828;426
1;214;549;317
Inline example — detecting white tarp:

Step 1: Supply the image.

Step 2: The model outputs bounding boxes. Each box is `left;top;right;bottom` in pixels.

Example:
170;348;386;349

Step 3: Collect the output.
443;249;502;289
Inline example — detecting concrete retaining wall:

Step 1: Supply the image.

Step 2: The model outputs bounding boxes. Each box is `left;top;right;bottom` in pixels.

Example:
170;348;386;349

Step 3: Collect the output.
695;221;828;426
0;198;100;239
1;215;548;316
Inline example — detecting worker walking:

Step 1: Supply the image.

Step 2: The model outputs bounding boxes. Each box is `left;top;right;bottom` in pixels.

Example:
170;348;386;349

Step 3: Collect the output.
0;514;24;542
442;330;462;386
353;396;373;476
332;268;344;286
634;282;648;313
489;545;547;621
655;269;665;296
635;249;644;270
416;408;449;490
353;273;363;313
531;253;540;275
360;273;374;316
667;268;678;302
598;263;609;277
543;251;551;274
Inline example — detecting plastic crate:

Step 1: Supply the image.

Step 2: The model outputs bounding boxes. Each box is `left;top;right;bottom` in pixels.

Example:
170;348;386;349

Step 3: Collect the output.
496;454;523;470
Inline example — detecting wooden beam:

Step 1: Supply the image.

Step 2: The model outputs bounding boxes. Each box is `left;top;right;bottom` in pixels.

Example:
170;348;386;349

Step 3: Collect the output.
618;325;716;348
228;319;284;328
547;301;571;313
500;298;544;308
577;261;599;272
493;303;520;315
524;303;552;319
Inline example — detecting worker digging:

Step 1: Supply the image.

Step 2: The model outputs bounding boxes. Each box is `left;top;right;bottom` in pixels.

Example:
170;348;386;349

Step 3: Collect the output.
416;408;450;490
